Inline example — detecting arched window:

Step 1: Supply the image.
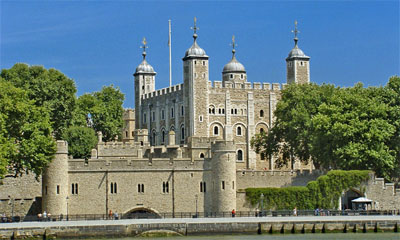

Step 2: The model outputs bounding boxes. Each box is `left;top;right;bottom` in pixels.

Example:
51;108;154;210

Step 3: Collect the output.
212;108;215;114
237;150;243;161
200;153;205;158
234;109;237;115
181;105;184;116
237;126;242;136
218;108;221;114
214;126;219;135
125;131;128;137
152;131;156;145
260;128;264;134
162;130;165;144
181;126;185;140
260;110;264;117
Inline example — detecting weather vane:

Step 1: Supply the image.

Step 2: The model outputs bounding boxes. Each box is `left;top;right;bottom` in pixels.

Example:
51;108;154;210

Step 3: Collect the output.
140;37;148;58
191;17;199;35
292;20;299;39
231;35;236;50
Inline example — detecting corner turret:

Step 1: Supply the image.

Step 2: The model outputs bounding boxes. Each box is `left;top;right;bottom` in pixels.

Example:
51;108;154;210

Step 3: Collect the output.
222;35;247;85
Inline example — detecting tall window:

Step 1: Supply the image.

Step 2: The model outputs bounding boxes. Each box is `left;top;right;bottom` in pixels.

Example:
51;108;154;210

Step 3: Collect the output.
222;181;225;190
143;113;147;123
237;150;243;161
171;107;174;118
110;182;117;194
260;110;264;117
56;185;60;194
200;182;207;192
237;126;242;136
152;111;155;121
181;126;185;140
162;130;165;144
138;184;144;193
214;126;219;135
162;182;169;193
161;109;165;120
181;105;184;116
71;183;78;195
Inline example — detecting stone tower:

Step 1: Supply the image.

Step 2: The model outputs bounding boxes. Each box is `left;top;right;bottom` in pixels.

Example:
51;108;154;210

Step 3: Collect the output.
183;18;209;140
42;140;69;216
122;109;135;143
286;21;310;84
211;140;237;213
134;38;156;129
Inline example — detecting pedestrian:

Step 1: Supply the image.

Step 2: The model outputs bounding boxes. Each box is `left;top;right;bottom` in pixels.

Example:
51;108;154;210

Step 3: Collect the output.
109;210;113;219
48;212;51;221
293;207;297;216
37;213;42;222
43;211;47;221
114;212;119;220
231;209;236;217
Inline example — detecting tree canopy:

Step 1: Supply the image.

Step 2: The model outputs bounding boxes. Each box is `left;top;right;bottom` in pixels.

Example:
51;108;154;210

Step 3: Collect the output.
0;78;56;179
251;77;400;180
62;126;97;159
0;63;77;139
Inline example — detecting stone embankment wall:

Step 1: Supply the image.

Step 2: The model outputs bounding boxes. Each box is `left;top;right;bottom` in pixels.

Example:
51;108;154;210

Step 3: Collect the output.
366;177;400;210
0;217;398;239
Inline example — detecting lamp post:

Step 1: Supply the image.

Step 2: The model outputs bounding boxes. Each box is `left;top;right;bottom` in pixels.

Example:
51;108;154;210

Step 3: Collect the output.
195;194;198;217
66;196;69;221
260;193;264;217
8;195;14;219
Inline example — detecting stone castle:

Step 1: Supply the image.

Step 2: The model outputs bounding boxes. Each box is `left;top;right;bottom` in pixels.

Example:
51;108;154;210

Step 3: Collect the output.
0;21;398;217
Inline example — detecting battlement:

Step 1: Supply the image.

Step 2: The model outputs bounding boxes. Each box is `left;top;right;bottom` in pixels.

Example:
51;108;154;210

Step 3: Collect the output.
211;140;236;152
123;108;135;120
209;81;286;91
56;140;68;154
188;136;216;148
142;83;183;100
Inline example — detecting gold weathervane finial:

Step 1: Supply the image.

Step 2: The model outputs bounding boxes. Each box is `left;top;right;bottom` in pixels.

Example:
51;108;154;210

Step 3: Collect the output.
191;17;199;35
292;20;300;39
140;37;148;58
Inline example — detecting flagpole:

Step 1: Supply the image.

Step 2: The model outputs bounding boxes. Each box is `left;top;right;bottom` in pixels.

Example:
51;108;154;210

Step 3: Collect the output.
168;19;172;87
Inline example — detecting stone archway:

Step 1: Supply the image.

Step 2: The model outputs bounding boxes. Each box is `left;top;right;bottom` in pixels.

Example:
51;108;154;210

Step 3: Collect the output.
342;188;362;210
124;207;161;219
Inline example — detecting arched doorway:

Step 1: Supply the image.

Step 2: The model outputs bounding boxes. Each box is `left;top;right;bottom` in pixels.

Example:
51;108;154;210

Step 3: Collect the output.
124;207;161;219
342;188;362;210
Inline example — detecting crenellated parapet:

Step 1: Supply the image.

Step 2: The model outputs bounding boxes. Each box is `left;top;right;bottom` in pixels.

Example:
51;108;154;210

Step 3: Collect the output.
142;84;183;100
209;81;286;91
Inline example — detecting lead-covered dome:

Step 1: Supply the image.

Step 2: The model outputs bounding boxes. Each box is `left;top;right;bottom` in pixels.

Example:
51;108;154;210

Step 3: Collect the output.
135;51;155;75
287;39;310;60
184;34;207;58
223;49;246;73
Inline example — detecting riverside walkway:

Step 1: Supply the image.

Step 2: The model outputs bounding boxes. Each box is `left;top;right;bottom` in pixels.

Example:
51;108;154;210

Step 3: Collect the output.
1;215;399;239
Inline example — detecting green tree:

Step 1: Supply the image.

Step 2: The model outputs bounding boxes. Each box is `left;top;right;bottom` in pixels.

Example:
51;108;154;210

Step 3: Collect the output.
0;78;56;179
74;85;124;142
1;63;77;139
62;126;97;159
252;80;398;179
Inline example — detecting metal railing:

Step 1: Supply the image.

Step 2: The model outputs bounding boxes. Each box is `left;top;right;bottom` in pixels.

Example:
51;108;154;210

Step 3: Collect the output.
1;209;399;223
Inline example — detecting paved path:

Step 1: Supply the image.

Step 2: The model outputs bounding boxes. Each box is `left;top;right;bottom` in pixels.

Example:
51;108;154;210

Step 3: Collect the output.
1;215;399;229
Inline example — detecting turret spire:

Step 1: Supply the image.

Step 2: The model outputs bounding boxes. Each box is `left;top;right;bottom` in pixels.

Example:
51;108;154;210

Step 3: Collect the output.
140;37;148;59
190;17;199;41
291;20;300;47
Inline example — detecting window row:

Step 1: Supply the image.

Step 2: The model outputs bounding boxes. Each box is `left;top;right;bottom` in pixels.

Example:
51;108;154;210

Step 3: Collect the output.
143;106;185;124
150;125;185;145
212;126;245;136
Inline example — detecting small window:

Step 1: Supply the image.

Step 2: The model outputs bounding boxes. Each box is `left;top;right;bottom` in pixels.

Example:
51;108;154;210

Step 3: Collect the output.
260;110;264;117
142;86;145;90
161;109;165;120
132;131;134;137
202;61;205;66
71;183;78;195
194;60;197;65
218;108;221;114
230;74;233;79
162;131;165;144
240;74;244;79
222;109;225;114
125;131;128;138
199;115;203;122
181;106;184;116
56;185;60;194
237;150;243;161
261;153;266;160
138;184;144;193
301;61;303;66
232;181;235;190
200;153;205;158
171;107;174;118
152;112;155;121
237;126;242;136
200;182;207;192
222;181;225;190
231;109;234;114
110;182;117;194
140;141;144;146
181;126;185;140
234;109;237;115
214;126;219;136
260;128;264;134
162;182;169;193
143;113;147;123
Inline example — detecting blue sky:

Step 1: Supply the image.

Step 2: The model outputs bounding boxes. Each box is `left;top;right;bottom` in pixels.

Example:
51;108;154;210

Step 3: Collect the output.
1;1;399;108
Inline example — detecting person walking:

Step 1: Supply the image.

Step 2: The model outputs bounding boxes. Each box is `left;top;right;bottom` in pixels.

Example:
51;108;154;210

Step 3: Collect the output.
231;209;236;217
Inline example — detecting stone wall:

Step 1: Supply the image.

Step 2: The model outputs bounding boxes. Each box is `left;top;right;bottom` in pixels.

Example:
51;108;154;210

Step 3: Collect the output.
365;177;400;210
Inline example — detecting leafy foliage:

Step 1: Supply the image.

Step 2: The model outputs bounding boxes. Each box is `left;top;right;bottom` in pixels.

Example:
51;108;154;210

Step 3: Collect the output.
246;170;370;210
73;85;124;142
251;78;400;180
62;126;97;159
0;78;56;178
0;63;77;139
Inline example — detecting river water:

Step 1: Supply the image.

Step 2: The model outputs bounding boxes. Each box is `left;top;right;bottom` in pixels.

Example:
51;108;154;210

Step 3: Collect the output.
121;233;399;240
